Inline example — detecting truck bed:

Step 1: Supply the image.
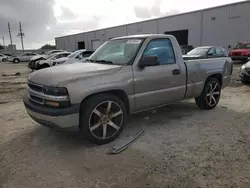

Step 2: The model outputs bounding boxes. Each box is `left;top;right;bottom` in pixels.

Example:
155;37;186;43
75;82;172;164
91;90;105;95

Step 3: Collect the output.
184;57;232;99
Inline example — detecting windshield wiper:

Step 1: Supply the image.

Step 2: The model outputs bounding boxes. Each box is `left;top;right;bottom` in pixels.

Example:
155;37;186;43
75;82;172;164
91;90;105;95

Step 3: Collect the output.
95;60;114;64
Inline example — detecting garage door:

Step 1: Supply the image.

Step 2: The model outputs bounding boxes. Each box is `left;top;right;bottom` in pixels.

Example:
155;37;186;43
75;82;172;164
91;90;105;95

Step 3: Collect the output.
91;40;101;50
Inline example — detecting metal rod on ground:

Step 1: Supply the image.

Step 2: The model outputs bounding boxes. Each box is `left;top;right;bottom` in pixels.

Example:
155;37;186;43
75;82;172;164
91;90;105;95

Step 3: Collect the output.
17;21;25;52
8;22;13;47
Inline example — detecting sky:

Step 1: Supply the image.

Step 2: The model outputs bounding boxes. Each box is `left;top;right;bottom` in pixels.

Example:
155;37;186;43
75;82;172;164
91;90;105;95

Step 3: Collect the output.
0;0;245;49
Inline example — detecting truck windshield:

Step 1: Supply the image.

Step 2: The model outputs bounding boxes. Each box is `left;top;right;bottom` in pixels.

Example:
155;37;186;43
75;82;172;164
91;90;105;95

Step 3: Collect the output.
187;47;209;56
235;43;250;49
88;39;143;65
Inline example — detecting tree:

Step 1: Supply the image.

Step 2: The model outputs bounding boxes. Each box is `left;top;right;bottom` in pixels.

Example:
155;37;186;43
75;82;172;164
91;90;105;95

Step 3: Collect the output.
0;44;4;50
40;44;56;50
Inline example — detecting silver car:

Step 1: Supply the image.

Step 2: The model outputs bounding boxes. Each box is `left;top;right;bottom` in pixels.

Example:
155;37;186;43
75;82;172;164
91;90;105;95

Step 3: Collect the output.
8;52;38;63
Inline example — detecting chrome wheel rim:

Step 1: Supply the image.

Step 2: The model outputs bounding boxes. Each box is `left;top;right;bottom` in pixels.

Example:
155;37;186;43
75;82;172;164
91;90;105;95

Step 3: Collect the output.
206;81;220;107
89;101;123;140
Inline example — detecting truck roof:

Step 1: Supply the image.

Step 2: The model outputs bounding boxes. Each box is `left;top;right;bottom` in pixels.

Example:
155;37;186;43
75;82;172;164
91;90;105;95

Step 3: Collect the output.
112;34;171;40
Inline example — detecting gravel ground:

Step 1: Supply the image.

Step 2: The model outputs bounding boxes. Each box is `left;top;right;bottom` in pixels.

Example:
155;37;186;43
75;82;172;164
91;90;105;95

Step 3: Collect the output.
0;61;250;188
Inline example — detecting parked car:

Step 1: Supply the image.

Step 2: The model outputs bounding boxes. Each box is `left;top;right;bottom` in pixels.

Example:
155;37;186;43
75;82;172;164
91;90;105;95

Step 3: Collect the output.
183;46;228;60
3;53;13;57
7;52;38;63
23;34;232;144
228;42;250;62
28;50;65;69
239;58;250;84
180;45;194;55
0;54;7;62
35;52;71;69
53;50;95;66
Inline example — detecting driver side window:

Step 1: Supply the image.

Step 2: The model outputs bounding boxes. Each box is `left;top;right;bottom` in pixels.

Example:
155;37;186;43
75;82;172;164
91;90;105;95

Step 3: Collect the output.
142;39;176;65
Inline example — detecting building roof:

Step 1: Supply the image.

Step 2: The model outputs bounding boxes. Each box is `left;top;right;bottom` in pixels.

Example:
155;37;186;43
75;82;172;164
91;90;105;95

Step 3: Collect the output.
111;34;168;40
55;0;248;39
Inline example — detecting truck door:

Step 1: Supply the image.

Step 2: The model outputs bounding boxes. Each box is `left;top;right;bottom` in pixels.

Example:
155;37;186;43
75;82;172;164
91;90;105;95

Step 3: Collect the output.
133;38;186;111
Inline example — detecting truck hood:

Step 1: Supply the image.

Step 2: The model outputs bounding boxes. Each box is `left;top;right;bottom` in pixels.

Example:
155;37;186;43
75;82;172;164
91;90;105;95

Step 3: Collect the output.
28;63;122;86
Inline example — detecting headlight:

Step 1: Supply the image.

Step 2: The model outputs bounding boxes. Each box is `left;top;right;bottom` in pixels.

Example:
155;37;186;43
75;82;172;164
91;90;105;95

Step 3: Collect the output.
42;86;70;108
241;65;246;70
43;86;68;96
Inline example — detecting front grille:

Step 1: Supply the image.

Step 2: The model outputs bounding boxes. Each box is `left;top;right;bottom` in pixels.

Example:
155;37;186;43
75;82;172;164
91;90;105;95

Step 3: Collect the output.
30;95;43;103
27;82;69;106
28;83;43;92
28;82;44;104
246;68;250;75
232;52;242;56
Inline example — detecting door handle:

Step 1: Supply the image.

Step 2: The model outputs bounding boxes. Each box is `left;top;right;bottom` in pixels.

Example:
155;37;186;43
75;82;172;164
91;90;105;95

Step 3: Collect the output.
172;69;180;75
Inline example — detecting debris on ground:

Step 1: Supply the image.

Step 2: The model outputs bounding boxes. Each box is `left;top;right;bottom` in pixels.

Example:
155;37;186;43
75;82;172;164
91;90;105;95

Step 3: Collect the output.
108;130;144;154
2;72;21;76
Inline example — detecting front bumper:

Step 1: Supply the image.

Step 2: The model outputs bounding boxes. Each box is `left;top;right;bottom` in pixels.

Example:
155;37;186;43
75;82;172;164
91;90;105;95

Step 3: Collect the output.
239;72;250;82
230;56;248;61
23;94;80;131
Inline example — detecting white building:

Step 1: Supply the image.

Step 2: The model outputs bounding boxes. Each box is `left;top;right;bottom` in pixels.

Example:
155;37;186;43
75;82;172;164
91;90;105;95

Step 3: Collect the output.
55;1;250;51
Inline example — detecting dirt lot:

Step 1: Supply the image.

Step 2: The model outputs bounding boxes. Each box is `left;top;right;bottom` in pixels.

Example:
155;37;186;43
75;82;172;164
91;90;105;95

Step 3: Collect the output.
0;61;250;188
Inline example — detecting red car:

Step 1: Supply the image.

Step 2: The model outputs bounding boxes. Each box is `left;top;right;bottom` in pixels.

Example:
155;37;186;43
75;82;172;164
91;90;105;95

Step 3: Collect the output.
229;42;250;62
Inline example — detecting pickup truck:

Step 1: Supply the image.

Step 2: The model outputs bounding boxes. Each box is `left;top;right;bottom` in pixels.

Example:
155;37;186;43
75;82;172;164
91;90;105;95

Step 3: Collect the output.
23;34;232;144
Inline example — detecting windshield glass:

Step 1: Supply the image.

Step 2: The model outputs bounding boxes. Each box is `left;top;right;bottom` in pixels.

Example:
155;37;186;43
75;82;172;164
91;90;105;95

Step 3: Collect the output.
187;47;209;56
235;43;250;49
88;39;143;65
68;50;82;58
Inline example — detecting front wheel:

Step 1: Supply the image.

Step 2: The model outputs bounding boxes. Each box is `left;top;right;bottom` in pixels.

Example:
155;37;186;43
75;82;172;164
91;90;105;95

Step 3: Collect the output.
195;78;221;110
13;58;20;64
241;79;248;84
80;93;127;145
2;58;7;62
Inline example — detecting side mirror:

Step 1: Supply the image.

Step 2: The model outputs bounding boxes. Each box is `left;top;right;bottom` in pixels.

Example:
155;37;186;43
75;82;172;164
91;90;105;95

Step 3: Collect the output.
138;56;159;69
207;53;214;57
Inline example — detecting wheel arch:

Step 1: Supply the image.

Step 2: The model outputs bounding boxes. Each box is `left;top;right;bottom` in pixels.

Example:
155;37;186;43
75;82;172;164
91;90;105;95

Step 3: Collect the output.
13;58;19;63
205;73;222;86
79;89;130;123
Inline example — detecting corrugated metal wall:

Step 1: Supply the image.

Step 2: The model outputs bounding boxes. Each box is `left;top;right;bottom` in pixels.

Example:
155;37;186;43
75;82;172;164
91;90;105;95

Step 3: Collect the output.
55;1;250;51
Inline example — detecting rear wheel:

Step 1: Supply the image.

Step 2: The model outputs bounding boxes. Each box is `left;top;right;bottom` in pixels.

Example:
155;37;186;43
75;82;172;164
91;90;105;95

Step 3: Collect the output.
2;58;7;62
195;78;221;110
13;58;20;64
80;93;127;145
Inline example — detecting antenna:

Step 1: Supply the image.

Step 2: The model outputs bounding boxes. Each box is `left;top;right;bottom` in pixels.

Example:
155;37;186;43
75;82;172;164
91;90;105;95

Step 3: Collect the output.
17;21;25;52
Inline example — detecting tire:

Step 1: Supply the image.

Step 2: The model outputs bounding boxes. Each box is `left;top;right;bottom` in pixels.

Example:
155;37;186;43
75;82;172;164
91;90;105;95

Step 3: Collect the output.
241;79;248;84
2;58;7;62
13;58;20;64
79;93;128;145
38;64;50;69
195;77;221;110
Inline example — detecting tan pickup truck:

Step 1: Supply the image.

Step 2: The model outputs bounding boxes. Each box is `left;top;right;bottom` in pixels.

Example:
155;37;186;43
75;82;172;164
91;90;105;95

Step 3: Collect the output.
23;34;232;144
